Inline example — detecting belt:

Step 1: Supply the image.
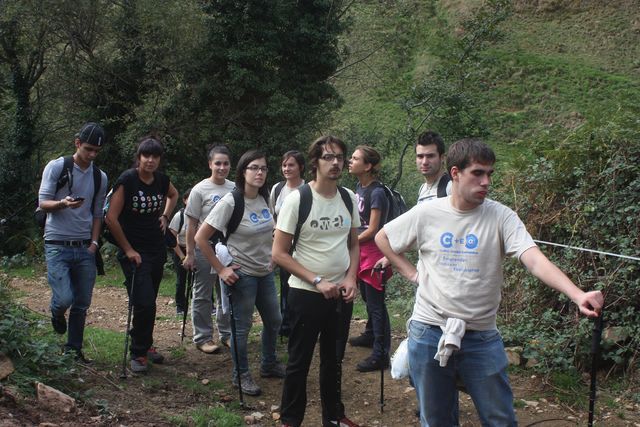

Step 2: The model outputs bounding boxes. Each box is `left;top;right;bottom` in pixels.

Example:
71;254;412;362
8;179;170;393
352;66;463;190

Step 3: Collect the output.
44;239;91;247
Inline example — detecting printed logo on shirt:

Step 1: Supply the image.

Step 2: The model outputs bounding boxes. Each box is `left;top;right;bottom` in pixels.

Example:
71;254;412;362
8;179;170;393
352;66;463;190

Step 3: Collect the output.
309;215;351;231
440;232;479;250
132;191;164;214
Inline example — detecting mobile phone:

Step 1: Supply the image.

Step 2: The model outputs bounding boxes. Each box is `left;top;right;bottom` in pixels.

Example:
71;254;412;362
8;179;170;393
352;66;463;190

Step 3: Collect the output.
72;197;85;202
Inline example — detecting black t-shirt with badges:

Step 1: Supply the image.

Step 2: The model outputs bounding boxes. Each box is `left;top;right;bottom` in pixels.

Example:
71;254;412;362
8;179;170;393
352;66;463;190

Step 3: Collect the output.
114;168;170;252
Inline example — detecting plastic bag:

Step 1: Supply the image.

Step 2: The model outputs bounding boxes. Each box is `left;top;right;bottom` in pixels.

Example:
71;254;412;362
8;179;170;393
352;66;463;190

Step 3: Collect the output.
391;338;409;379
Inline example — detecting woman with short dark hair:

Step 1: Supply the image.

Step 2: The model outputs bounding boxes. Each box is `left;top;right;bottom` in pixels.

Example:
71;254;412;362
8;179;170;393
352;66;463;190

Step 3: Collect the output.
105;136;178;373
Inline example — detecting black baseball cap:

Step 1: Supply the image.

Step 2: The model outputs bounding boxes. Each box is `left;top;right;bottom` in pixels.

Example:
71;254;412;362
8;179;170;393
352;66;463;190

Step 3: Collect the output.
76;122;105;146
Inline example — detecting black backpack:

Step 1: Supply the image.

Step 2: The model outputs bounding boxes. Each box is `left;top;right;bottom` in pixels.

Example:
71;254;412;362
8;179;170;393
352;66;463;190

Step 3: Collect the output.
35;156;102;229
290;183;353;253
437;173;451;198
365;181;409;228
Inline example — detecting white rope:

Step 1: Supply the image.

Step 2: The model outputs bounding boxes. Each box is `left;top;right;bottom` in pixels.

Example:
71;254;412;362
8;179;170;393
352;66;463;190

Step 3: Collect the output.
534;240;640;262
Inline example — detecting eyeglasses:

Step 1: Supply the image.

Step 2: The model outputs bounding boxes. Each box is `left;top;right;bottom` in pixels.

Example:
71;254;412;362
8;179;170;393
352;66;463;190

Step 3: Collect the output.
320;154;344;162
245;165;268;173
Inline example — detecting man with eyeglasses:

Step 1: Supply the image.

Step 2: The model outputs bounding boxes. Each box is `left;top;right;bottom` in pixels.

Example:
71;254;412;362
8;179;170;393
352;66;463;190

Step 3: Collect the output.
38;122;108;363
273;136;361;427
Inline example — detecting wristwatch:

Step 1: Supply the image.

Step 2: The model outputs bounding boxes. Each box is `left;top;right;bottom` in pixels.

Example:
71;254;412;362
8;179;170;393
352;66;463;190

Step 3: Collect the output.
312;276;323;286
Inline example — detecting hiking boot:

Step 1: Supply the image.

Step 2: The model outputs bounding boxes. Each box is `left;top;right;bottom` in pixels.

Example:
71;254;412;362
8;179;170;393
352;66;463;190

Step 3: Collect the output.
356;356;389;373
64;346;92;364
147;347;165;364
130;356;148;373
232;371;261;396
348;334;373;348
51;314;67;335
196;340;221;354
260;362;286;378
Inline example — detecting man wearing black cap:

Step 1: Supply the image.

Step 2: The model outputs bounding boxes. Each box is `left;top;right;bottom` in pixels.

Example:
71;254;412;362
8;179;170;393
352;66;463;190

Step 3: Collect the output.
38;122;108;362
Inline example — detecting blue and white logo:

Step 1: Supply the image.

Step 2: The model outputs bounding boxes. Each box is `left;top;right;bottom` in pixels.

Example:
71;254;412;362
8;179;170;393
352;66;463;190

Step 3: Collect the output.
440;232;479;249
212;195;221;203
262;209;271;220
440;232;454;248
249;212;259;223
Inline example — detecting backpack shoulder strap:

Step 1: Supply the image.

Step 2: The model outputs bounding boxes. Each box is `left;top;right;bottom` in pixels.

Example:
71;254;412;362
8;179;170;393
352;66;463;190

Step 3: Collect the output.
437;173;451;198
224;189;245;242
56;155;75;193
338;186;353;218
90;164;101;216
291;184;312;253
178;208;185;234
274;181;286;204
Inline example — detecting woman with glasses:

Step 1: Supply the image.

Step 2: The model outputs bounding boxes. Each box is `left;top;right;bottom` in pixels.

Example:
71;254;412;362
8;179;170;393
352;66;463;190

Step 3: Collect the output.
195;149;284;396
269;150;306;337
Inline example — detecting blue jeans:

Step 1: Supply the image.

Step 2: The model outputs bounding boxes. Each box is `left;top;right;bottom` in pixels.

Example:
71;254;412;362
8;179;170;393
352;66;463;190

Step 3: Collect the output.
408;320;516;427
359;280;390;360
45;243;96;351
227;271;281;376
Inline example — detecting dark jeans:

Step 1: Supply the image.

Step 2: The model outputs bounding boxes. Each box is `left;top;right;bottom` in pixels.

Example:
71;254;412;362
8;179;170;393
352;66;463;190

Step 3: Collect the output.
118;249;166;358
359;280;390;360
171;248;187;312
280;288;353;427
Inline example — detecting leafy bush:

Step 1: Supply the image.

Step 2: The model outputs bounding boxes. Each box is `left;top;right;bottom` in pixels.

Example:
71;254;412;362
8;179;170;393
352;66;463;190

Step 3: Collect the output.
498;108;640;374
0;276;78;394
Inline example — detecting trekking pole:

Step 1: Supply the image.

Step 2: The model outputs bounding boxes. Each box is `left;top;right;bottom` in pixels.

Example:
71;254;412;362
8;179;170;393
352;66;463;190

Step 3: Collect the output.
181;269;194;343
120;265;136;379
588;309;604;427
336;290;344;421
227;284;245;408
379;272;387;414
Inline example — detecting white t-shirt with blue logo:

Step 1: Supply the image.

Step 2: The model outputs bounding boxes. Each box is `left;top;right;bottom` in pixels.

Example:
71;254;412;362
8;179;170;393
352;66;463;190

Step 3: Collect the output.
384;197;536;331
205;192;274;277
185;178;235;226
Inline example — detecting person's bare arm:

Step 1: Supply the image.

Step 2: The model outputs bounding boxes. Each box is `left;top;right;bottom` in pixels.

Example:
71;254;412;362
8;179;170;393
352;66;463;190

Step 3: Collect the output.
105;186;141;266
375;228;418;284
520;247;603;317
358;208;382;243
194;222;240;284
339;227;360;302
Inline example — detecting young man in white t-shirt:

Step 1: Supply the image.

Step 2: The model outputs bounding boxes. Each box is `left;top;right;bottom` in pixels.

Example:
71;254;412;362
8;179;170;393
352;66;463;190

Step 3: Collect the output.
416;130;452;204
273;136;362;427
375;138;604;427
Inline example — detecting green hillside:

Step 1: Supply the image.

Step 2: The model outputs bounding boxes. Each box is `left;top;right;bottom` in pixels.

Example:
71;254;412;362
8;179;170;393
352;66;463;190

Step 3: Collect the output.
329;0;640;177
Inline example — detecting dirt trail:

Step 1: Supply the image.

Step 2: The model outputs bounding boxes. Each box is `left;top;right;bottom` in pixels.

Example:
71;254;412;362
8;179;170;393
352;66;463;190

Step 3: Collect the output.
3;274;638;426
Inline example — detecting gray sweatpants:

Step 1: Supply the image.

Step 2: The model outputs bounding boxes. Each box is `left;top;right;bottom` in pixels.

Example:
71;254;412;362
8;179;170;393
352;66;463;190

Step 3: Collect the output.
191;245;231;344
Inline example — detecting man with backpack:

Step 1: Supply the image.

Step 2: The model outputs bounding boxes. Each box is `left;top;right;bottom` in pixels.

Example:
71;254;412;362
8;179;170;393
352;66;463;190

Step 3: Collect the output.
37;122;108;363
416;130;451;204
273;135;361;427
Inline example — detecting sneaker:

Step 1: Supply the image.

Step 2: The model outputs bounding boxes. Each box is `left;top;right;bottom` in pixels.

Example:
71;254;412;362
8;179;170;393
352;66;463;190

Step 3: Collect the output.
196;340;221;354
176;309;185;317
220;336;231;348
130;356;148;373
356;356;389;373
51;314;67;335
338;416;361;427
348;334;373;348
147;347;165;364
232;371;261;396
260;362;286;378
